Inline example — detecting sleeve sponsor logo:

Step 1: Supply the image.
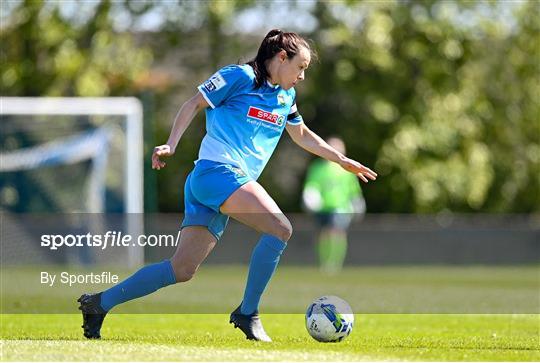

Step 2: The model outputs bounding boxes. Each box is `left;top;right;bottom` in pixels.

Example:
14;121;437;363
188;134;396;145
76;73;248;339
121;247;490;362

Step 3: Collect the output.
203;72;227;93
247;106;285;126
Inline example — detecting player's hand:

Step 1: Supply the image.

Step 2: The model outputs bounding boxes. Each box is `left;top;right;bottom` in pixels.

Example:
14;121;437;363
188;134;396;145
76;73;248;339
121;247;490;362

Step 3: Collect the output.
152;144;174;170
338;157;378;183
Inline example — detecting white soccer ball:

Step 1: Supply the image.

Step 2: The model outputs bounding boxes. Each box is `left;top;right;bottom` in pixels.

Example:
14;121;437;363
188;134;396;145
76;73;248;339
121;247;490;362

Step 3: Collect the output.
305;295;354;342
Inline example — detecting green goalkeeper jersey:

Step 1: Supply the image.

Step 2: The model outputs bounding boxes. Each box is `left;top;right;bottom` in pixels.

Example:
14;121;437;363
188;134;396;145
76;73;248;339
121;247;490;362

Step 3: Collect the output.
303;159;363;213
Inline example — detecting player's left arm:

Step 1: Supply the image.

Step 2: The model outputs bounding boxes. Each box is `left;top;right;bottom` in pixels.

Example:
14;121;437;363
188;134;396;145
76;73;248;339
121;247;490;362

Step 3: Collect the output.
286;123;377;183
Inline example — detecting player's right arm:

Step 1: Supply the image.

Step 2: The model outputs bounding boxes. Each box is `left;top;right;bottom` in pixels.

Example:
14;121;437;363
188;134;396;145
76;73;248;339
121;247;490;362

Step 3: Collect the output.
152;92;208;170
287;122;377;183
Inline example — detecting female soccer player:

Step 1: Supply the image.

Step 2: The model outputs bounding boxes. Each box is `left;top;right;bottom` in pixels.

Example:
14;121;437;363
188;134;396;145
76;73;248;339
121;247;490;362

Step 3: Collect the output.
78;29;377;342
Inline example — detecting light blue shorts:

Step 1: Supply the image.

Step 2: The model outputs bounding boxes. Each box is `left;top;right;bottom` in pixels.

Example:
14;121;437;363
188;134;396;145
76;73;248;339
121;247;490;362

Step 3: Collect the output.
181;159;251;240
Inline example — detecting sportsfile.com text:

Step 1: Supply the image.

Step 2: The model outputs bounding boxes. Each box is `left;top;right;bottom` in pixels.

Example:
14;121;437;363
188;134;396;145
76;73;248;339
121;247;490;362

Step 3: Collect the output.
40;231;181;250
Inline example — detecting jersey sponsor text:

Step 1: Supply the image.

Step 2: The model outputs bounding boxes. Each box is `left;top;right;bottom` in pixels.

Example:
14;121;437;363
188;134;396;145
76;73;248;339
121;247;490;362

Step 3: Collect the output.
247;106;284;126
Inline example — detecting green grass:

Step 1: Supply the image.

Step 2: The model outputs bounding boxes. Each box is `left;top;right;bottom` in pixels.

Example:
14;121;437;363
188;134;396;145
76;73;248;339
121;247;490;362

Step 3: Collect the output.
2;265;538;313
1;265;539;360
1;314;539;361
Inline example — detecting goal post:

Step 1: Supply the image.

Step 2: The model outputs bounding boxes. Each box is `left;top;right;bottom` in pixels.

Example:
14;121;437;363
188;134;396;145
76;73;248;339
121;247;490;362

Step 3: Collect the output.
0;97;145;267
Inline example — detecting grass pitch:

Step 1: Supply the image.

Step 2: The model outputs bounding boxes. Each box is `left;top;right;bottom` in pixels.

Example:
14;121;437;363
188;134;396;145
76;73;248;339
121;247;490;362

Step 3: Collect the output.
1;265;539;361
2;314;538;361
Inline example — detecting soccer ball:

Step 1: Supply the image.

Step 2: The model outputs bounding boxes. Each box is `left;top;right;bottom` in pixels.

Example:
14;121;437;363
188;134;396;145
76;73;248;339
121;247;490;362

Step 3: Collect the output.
305;295;354;342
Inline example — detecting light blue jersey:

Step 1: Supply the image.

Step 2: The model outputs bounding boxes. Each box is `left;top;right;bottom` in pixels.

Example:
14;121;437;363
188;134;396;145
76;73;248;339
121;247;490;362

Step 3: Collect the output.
197;64;303;180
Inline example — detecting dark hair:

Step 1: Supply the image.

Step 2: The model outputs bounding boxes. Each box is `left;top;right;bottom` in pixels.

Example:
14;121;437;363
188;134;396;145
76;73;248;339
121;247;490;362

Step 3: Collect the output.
247;29;315;88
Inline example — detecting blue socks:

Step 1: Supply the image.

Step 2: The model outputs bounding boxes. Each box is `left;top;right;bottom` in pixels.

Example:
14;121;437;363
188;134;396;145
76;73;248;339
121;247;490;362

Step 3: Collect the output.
241;234;287;315
100;259;176;312
98;235;286;314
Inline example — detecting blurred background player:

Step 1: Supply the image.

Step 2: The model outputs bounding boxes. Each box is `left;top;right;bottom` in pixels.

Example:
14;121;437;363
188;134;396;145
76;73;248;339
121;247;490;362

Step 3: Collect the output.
303;137;365;274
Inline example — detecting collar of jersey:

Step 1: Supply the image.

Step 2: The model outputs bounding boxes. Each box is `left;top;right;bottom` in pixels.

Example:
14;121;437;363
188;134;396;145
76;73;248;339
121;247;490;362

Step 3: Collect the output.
266;80;279;89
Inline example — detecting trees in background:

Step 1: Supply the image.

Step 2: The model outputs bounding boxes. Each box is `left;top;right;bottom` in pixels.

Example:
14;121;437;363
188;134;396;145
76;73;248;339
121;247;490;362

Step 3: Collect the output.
1;0;153;97
2;0;538;213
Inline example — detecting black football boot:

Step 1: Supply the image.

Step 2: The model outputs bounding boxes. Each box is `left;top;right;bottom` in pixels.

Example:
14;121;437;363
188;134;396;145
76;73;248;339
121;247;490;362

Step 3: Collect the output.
229;304;272;342
78;293;107;339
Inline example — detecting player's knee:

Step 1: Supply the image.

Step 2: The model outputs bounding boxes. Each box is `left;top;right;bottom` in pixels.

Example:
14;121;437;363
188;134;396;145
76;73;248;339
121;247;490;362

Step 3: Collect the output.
273;217;293;242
